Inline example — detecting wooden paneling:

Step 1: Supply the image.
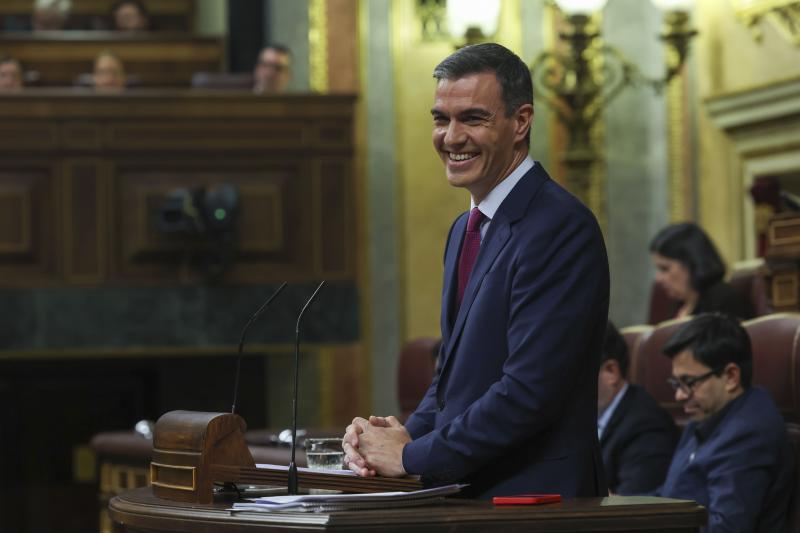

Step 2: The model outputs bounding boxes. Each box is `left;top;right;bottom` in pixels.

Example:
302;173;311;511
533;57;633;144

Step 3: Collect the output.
0;164;59;282
0;91;357;287
63;159;107;283
0;32;222;87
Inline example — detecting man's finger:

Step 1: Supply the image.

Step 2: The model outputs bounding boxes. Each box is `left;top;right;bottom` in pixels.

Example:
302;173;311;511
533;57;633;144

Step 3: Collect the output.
384;415;403;428
368;415;390;427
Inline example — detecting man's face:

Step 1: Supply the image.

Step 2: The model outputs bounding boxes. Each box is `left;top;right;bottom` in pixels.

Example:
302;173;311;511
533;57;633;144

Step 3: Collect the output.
652;253;693;301
115;4;148;31
671;349;737;422
0;61;22;90
597;359;622;413
254;48;291;93
93;55;125;90
431;72;531;203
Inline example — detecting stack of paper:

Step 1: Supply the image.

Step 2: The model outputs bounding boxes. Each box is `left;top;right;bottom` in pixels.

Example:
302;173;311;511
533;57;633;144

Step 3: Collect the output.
229;484;465;513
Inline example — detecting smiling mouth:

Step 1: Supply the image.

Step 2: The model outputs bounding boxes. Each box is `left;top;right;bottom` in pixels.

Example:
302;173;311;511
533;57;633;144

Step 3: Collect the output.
448;152;478;162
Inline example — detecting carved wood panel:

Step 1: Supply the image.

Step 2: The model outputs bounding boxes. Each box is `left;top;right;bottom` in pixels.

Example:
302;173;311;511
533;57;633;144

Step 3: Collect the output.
0;92;356;287
0;164;59;282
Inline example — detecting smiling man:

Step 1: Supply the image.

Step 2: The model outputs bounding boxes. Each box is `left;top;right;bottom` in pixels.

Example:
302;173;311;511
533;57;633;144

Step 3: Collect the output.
659;313;793;532
342;43;610;498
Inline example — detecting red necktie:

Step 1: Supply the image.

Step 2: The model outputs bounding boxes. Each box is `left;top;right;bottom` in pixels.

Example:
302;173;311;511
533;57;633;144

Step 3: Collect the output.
457;207;486;307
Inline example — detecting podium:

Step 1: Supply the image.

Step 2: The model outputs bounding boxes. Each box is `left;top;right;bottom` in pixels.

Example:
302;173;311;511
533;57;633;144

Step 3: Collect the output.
110;487;707;532
149;410;422;504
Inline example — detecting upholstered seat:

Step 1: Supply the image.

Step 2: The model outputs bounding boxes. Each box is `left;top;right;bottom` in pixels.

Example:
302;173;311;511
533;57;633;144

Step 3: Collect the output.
397;337;439;422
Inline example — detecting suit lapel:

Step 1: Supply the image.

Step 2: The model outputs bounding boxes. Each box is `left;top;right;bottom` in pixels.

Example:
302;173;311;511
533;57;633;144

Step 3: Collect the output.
442;214;467;340
438;164;550;376
600;386;632;445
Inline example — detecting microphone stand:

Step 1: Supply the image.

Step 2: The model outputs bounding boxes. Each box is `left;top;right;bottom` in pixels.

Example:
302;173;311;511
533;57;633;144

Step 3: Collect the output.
288;280;326;495
231;282;287;414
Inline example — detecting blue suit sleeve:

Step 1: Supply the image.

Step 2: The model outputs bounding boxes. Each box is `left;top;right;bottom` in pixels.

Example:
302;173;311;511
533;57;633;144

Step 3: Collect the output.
703;426;776;532
402;211;608;480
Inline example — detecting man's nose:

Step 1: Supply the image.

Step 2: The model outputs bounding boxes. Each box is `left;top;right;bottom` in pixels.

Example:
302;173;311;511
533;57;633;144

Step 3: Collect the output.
674;387;689;402
443;121;465;146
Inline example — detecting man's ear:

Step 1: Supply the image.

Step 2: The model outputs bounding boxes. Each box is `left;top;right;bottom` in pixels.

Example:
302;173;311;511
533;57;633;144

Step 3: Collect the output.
723;363;742;392
601;359;622;382
514;103;534;142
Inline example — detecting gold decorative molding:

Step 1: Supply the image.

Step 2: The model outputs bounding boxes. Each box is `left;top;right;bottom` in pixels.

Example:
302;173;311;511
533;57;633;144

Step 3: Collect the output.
309;0;329;92
667;71;692;221
732;0;800;46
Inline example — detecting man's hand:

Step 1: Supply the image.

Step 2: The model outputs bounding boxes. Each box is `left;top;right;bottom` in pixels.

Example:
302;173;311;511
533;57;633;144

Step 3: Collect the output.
356;415;411;478
342;417;375;477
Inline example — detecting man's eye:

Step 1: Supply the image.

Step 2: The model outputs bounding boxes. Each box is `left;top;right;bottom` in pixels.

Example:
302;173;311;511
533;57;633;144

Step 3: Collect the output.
433;117;448;126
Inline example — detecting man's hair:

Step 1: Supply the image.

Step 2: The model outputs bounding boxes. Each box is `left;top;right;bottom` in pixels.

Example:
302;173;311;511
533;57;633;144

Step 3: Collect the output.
262;43;292;58
662;312;752;388
35;0;71;14
601;321;629;378
433;43;533;145
649;222;726;292
0;55;22;69
111;0;149;18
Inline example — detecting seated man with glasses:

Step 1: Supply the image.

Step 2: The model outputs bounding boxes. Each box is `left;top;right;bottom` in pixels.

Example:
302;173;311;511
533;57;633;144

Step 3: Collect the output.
657;313;793;532
253;44;291;94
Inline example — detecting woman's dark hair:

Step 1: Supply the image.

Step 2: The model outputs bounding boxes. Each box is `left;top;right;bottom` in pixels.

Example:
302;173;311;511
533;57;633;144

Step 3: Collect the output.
662;312;753;388
649;222;725;291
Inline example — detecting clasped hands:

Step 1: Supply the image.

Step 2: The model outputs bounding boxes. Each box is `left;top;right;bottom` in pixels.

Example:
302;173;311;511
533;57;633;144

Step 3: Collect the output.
341;415;411;478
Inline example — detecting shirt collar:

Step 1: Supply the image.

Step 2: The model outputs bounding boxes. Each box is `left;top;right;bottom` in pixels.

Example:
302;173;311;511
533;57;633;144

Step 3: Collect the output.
693;387;749;443
598;381;629;440
470;156;535;219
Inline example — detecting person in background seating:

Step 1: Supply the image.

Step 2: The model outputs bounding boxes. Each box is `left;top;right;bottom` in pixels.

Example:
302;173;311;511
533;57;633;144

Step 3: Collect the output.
598;322;676;495
650;222;753;320
111;0;150;32
657;313;793;532
253;44;291;94
0;57;24;91
93;51;126;91
33;0;71;30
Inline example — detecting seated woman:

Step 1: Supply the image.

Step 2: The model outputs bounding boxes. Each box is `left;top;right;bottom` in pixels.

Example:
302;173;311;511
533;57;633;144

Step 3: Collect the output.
650;222;753;320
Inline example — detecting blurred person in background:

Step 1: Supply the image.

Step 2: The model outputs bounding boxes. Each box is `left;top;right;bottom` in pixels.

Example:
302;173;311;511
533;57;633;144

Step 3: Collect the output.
33;0;71;31
650;222;753;320
0;57;24;91
93;51;126;91
253;44;291;94
111;0;151;32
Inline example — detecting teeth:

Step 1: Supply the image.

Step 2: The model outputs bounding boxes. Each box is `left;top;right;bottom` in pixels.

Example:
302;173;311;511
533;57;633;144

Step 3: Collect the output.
449;153;476;161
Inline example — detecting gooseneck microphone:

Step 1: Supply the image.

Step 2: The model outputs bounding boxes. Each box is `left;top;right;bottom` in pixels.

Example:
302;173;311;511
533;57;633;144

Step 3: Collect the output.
231;282;288;414
288;280;326;495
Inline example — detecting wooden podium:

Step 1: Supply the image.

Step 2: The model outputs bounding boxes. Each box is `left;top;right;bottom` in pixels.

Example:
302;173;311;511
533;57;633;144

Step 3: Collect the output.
149;411;422;504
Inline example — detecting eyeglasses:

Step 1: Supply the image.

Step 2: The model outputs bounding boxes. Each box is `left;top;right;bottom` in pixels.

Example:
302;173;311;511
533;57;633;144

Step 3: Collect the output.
258;61;288;72
666;367;723;395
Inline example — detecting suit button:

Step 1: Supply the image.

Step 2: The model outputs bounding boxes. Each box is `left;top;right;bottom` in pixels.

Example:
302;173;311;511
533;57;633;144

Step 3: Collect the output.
437;400;445;411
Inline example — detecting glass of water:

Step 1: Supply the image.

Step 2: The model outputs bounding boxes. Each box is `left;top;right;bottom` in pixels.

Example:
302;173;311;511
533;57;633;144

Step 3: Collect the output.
305;438;345;470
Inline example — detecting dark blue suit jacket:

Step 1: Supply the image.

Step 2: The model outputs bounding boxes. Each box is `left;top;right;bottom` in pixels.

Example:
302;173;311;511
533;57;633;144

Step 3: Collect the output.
659;387;794;532
600;384;677;495
401;163;610;499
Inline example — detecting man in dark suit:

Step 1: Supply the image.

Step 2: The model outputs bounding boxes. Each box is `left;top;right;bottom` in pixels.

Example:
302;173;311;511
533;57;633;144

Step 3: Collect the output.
658;313;793;531
342;43;610;498
598;322;676;494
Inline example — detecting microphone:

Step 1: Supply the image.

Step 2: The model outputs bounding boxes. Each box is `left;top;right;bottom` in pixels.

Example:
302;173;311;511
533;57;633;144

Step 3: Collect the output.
288;280;326;495
231;282;288;414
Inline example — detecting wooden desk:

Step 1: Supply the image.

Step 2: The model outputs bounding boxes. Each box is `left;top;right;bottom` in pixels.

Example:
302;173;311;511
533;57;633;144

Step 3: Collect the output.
110;487;707;532
0;32;223;86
